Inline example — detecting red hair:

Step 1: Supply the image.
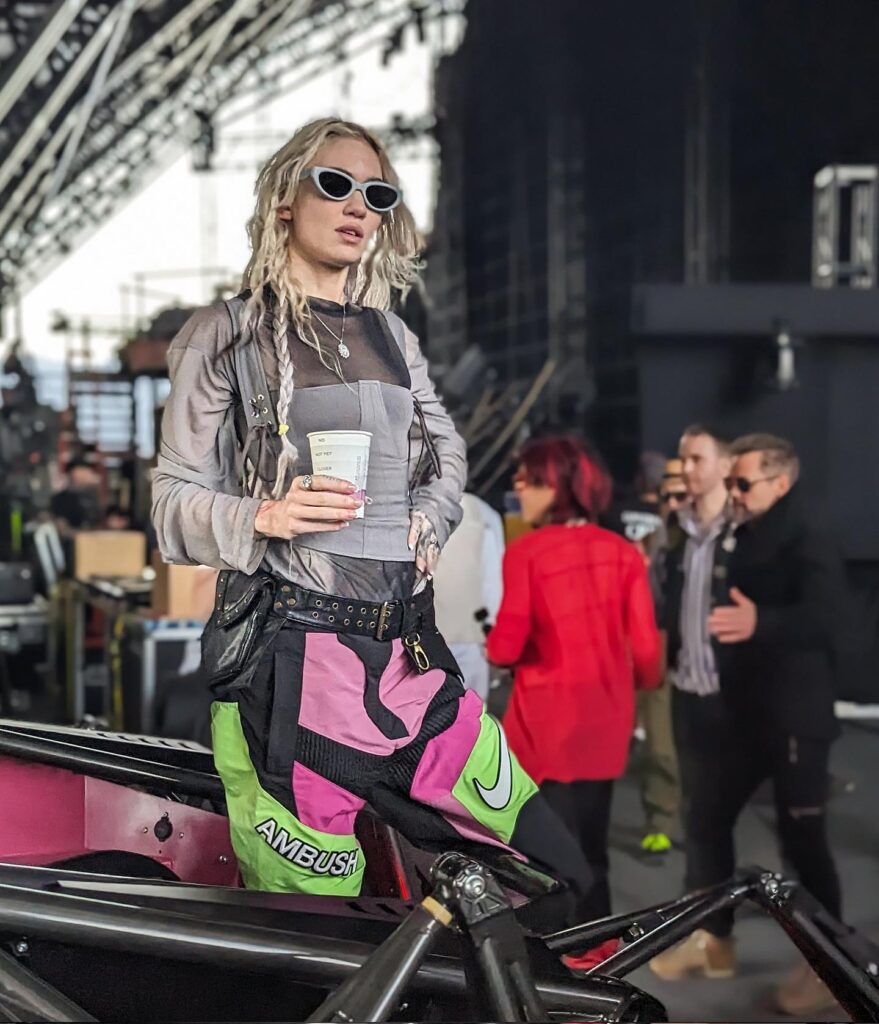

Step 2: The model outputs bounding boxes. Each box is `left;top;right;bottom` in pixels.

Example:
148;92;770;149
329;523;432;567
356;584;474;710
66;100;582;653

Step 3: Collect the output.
516;435;612;524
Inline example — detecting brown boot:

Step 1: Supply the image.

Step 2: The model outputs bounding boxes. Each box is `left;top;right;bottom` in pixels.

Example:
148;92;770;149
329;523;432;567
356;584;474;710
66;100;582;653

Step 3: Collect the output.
649;929;736;980
775;962;839;1017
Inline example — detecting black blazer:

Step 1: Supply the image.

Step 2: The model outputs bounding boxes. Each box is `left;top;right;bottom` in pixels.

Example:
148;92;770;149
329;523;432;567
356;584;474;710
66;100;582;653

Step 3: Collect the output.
657;512;736;677
717;487;844;738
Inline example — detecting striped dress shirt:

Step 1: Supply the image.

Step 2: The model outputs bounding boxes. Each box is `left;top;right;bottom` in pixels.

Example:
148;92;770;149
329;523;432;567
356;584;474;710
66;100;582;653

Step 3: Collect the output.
669;509;729;696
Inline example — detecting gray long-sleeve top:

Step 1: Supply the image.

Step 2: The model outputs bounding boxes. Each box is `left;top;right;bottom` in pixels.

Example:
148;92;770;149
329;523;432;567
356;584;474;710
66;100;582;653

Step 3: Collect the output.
151;296;467;600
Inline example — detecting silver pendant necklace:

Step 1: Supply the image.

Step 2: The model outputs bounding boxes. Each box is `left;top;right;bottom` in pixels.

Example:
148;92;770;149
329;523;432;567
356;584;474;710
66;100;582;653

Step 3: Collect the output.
312;304;349;359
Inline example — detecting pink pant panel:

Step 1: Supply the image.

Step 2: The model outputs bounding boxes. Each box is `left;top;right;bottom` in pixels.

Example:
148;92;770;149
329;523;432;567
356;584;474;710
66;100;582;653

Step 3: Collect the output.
292;760;366;836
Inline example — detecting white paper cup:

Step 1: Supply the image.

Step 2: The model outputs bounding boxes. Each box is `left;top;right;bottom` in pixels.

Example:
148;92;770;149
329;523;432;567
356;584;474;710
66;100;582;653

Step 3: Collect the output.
307;430;372;518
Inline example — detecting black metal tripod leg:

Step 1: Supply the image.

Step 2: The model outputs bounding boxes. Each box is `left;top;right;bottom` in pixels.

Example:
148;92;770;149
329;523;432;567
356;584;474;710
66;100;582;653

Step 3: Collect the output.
306;898;452;1023
755;878;879;1022
507;958;546;1021
590;880;754;978
431;853;547;1023
476;935;522;1022
466;917;546;1022
0;947;97;1023
544;888;714;954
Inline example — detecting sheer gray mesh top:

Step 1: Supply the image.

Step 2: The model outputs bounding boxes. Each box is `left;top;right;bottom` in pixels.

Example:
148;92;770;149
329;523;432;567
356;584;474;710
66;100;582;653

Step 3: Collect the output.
290;297;408;388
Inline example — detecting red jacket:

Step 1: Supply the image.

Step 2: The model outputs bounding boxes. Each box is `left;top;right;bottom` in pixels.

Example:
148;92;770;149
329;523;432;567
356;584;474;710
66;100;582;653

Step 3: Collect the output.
487;524;661;783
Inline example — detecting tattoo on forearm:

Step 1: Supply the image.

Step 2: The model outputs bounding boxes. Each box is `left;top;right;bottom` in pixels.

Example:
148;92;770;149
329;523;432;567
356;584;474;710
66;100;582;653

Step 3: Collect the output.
412;511;440;573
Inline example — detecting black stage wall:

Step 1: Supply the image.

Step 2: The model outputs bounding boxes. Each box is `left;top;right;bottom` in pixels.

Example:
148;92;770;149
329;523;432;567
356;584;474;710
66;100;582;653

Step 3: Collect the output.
429;0;879;558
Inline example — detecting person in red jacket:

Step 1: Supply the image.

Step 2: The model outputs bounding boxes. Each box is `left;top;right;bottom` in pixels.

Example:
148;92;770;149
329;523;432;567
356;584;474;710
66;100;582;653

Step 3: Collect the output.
487;436;662;921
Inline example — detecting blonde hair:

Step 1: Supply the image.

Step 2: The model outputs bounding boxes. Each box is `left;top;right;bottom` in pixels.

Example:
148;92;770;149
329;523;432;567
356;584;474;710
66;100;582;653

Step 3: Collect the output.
241;117;422;497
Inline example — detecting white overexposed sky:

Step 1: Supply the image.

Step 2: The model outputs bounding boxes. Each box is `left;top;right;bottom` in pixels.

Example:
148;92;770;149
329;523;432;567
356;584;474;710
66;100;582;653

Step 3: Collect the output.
6;11;464;409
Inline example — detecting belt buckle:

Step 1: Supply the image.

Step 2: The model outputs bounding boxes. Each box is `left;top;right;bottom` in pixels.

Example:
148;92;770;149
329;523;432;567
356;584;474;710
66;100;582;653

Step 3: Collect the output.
376;601;393;641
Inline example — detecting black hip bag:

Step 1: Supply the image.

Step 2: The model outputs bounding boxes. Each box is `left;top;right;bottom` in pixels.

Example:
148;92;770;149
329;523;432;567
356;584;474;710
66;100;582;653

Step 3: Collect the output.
203;571;461;684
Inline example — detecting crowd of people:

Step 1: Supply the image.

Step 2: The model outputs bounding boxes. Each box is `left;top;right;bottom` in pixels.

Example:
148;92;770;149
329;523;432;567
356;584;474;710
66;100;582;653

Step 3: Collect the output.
439;426;847;1015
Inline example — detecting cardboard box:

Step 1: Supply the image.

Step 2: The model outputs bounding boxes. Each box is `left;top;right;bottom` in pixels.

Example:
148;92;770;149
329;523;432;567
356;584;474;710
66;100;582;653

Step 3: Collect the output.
74;530;147;579
151;555;219;621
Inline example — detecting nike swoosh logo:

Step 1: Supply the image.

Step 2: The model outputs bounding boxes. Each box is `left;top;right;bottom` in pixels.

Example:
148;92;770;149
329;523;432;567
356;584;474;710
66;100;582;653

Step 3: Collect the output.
474;716;513;810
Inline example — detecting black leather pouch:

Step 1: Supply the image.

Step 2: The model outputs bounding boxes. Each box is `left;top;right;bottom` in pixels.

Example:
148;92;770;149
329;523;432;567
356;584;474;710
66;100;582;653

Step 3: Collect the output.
402;600;463;679
418;626;464;679
202;570;273;686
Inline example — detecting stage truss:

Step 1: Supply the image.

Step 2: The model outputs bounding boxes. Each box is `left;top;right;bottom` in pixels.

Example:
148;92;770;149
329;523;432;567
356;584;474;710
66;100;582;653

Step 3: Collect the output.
0;0;460;313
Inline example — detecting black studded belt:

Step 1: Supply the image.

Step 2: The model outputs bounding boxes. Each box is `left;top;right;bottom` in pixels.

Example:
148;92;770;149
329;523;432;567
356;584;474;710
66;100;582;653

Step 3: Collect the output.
269;577;434;642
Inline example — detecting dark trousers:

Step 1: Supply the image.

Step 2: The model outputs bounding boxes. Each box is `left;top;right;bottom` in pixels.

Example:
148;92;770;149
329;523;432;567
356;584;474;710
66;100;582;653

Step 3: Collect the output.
672;688;841;937
540;779;614;921
637;681;680;836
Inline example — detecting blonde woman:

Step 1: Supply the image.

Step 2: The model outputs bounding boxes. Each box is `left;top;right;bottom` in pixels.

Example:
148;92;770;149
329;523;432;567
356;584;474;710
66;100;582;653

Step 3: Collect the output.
152;118;590;902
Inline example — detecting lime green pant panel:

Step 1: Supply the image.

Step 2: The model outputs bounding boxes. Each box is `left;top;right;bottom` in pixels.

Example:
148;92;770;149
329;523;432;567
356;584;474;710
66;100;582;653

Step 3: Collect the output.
210;701;364;895
451;712;538;844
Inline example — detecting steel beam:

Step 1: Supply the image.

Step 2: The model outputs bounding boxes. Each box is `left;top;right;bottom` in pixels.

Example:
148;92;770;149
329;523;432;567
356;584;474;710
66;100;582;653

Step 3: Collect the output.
45;0;142;202
190;0;260;81
0;9;118;198
0;728;226;799
0;0;349;253
0;0;89;126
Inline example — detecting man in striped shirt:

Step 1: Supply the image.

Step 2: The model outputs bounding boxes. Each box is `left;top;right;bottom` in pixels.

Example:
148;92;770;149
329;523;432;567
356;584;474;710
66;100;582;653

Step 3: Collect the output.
651;424;737;980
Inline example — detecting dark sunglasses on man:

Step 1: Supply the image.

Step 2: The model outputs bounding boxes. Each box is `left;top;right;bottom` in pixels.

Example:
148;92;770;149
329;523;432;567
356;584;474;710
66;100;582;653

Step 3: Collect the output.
660;490;689;505
724;475;777;494
300;166;402;213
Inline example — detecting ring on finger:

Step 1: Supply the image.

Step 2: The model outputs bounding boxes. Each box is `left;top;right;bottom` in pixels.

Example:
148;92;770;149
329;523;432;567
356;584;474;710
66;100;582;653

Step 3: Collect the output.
301;474;313;491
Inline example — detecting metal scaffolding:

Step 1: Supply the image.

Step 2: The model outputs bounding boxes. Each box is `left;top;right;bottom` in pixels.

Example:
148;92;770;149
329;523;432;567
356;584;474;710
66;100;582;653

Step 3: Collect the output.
0;0;459;313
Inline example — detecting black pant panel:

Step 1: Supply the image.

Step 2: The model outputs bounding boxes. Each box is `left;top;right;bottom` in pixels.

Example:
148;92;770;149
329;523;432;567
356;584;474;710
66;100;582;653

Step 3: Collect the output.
510;790;595;900
773;736;840;920
672;690;754;912
672;689;841;936
540;779;614;921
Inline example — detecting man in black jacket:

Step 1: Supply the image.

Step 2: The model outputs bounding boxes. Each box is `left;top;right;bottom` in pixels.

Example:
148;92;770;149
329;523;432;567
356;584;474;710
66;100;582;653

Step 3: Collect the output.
707;433;843;1015
650;426;739;982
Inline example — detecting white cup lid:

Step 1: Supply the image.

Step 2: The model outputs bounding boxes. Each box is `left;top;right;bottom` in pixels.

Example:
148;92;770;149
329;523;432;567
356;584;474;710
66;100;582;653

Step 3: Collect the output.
307;430;373;440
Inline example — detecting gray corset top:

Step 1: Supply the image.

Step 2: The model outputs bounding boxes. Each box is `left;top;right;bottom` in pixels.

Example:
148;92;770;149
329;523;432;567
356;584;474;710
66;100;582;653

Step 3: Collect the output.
289;380;414;561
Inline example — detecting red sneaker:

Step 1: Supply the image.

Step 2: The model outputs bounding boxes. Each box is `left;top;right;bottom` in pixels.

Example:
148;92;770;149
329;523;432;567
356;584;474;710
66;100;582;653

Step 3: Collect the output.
562;938;621;972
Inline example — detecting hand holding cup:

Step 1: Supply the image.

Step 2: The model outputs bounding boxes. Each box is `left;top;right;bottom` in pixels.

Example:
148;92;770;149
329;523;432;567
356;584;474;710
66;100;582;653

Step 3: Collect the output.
308;431;371;519
254;475;362;540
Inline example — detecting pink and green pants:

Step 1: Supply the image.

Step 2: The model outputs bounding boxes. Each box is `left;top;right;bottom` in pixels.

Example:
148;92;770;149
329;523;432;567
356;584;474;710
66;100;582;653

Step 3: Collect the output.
211;623;592;898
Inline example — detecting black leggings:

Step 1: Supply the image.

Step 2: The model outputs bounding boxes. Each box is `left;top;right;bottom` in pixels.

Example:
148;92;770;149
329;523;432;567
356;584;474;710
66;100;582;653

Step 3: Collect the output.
673;689;841;937
540;779;614;922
